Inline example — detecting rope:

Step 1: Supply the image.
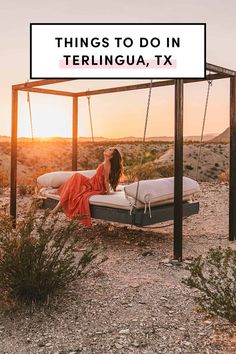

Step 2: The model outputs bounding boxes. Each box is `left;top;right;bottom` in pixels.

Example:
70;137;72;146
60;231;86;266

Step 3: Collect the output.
87;93;94;143
142;80;153;145
195;78;212;180
132;80;153;223
27;83;34;141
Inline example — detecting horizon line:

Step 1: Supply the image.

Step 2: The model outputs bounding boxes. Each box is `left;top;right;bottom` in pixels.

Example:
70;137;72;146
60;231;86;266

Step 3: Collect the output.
0;133;218;139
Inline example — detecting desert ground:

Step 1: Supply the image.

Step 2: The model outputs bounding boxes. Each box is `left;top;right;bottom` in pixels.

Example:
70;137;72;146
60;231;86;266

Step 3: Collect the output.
0;139;235;354
0;181;236;354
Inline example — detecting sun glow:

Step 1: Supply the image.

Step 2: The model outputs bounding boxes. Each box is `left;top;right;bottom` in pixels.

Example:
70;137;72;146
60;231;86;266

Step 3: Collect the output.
14;79;229;140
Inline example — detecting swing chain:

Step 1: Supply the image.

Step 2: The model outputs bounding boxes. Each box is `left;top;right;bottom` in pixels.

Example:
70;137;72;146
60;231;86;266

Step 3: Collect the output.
131;80;153;224
195;77;213;180
27;80;34;141
142;79;153;145
87;90;95;143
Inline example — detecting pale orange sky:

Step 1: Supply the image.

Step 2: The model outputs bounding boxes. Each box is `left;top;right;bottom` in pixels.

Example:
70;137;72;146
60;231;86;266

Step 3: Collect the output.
0;0;235;138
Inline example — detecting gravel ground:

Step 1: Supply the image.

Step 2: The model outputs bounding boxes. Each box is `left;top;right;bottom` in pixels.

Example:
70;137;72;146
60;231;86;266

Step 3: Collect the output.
0;182;236;354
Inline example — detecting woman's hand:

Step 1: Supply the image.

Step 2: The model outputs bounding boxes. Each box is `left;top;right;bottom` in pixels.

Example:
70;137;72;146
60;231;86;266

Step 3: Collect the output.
104;180;111;194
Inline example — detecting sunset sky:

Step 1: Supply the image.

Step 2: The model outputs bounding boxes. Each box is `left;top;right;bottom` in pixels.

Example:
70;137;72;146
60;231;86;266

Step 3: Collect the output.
0;0;236;138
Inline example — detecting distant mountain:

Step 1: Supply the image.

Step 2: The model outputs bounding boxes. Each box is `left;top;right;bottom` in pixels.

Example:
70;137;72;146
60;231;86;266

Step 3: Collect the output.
0;134;217;143
184;134;217;142
211;128;229;143
109;134;217;142
78;136;109;142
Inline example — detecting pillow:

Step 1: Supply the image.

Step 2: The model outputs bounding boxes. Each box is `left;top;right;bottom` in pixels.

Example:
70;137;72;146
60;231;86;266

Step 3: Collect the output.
124;177;200;204
37;170;96;188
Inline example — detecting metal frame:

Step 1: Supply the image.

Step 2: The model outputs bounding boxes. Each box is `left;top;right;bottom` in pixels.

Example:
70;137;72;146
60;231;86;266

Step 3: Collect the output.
10;63;236;260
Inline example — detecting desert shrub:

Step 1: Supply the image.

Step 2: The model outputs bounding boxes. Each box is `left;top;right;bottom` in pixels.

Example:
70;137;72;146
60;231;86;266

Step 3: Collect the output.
124;163;158;182
18;184;28;196
0;167;9;187
183;247;236;323
18;183;35;196
0;206;101;305
0;143;10;154
124;162;174;181
124;165;137;183
219;169;229;182
185;164;194;170
157;163;174;177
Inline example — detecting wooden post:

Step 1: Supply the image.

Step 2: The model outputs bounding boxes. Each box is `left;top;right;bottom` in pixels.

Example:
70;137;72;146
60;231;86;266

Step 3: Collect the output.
72;97;78;171
174;80;184;261
10;87;18;224
229;76;236;241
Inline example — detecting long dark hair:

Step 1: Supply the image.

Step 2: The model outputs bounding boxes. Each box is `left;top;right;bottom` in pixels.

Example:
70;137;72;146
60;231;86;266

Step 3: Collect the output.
109;148;123;191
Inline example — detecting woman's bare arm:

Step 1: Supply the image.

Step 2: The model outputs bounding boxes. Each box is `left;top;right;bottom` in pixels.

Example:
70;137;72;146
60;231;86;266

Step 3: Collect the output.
103;162;111;194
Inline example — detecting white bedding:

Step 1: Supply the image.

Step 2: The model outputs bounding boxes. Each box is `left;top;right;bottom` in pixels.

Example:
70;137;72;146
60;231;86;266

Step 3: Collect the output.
39;185;197;210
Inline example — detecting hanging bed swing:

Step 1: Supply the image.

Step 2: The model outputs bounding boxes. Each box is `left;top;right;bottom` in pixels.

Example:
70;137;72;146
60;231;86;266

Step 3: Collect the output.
38;184;200;227
34;79;212;227
10;64;236;261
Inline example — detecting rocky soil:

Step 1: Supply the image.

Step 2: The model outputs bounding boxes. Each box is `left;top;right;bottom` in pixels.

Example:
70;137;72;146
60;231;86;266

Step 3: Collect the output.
1;182;236;353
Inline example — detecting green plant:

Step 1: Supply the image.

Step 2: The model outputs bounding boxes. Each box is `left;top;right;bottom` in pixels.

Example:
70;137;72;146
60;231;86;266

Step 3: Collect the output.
0;205;102;305
183;247;236;322
18;184;28;196
18;181;36;196
124;165;137;183
0;167;9;187
185;164;194;171
124;162;158;182
157;163;174;177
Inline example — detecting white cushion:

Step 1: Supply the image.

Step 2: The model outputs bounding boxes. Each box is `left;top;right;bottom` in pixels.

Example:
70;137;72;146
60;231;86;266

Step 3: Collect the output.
37;170;96;188
124;177;200;204
39;185;193;209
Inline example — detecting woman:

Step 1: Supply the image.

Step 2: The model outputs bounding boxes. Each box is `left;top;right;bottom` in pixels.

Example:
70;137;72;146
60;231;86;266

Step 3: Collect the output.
51;147;123;226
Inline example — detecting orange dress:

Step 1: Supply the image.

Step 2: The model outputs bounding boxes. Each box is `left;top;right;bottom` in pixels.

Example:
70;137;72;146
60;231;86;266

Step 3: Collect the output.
58;163;106;226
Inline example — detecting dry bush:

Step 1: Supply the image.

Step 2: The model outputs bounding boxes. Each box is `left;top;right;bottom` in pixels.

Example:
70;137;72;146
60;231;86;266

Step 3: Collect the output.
219;168;229;182
124;163;158;182
124;162;175;183
157;163;174;177
0;167;9;188
185;164;194;171
183;247;236;323
18;183;35;196
0;205;103;306
0;142;10;154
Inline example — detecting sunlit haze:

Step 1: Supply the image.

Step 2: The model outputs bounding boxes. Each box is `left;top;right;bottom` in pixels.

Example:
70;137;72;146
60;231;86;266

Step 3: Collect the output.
0;0;235;138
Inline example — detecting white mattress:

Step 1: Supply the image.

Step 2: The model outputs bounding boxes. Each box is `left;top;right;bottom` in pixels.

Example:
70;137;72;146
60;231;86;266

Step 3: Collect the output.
39;185;194;210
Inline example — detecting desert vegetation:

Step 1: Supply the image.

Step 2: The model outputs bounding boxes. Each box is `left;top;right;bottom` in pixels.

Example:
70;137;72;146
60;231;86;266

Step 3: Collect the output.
0;204;102;307
0;138;236;353
0;140;230;194
183;247;236;323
